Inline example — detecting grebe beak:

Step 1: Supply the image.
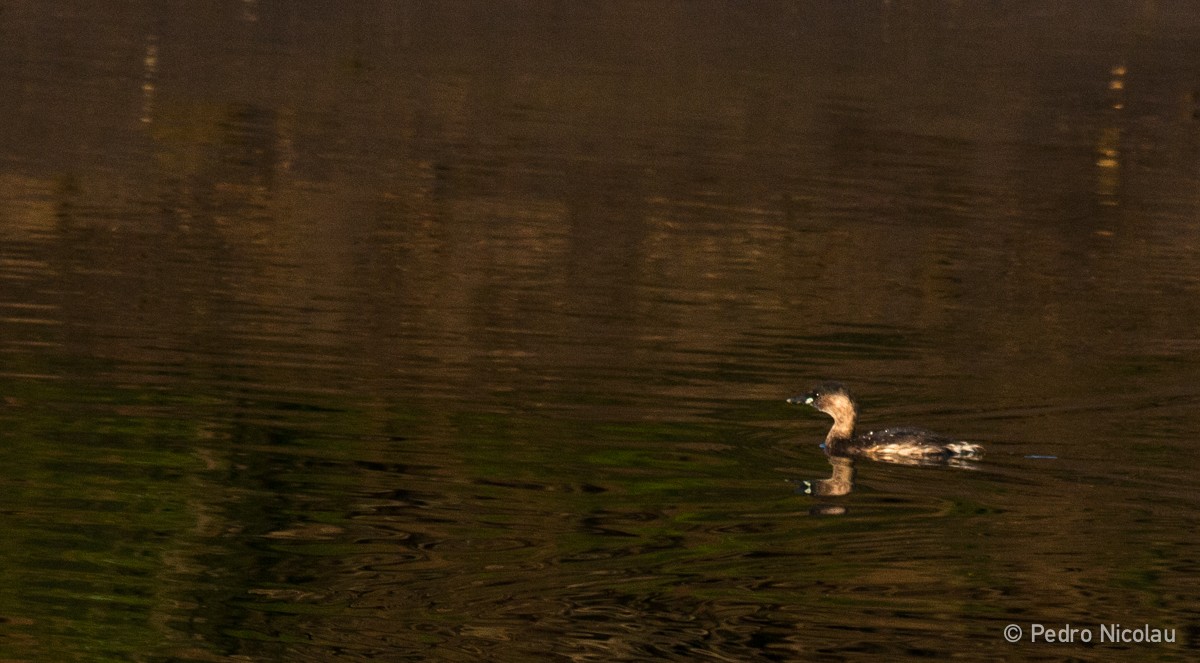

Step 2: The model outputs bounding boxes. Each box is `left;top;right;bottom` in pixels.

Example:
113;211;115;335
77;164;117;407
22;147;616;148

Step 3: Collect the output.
786;395;815;405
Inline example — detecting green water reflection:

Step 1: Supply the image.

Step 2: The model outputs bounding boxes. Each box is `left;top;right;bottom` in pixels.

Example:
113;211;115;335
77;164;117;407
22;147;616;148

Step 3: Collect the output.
1;375;1195;660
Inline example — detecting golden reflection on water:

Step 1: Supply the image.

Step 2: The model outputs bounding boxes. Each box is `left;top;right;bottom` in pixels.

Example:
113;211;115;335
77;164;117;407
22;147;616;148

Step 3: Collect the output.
140;35;158;125
1095;62;1126;206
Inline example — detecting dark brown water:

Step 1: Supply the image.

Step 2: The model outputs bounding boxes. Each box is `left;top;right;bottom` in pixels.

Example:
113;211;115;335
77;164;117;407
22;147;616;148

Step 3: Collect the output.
2;2;1199;661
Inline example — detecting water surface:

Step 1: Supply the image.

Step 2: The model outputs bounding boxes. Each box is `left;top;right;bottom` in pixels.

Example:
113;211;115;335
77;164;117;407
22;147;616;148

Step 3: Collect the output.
2;2;1199;661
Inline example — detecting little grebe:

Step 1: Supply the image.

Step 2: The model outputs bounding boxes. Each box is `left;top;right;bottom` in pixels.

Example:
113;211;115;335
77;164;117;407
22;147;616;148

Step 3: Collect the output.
788;382;983;461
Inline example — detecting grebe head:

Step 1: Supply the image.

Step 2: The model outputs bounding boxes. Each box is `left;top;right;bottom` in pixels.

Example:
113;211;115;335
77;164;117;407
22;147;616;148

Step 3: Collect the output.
787;381;858;420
